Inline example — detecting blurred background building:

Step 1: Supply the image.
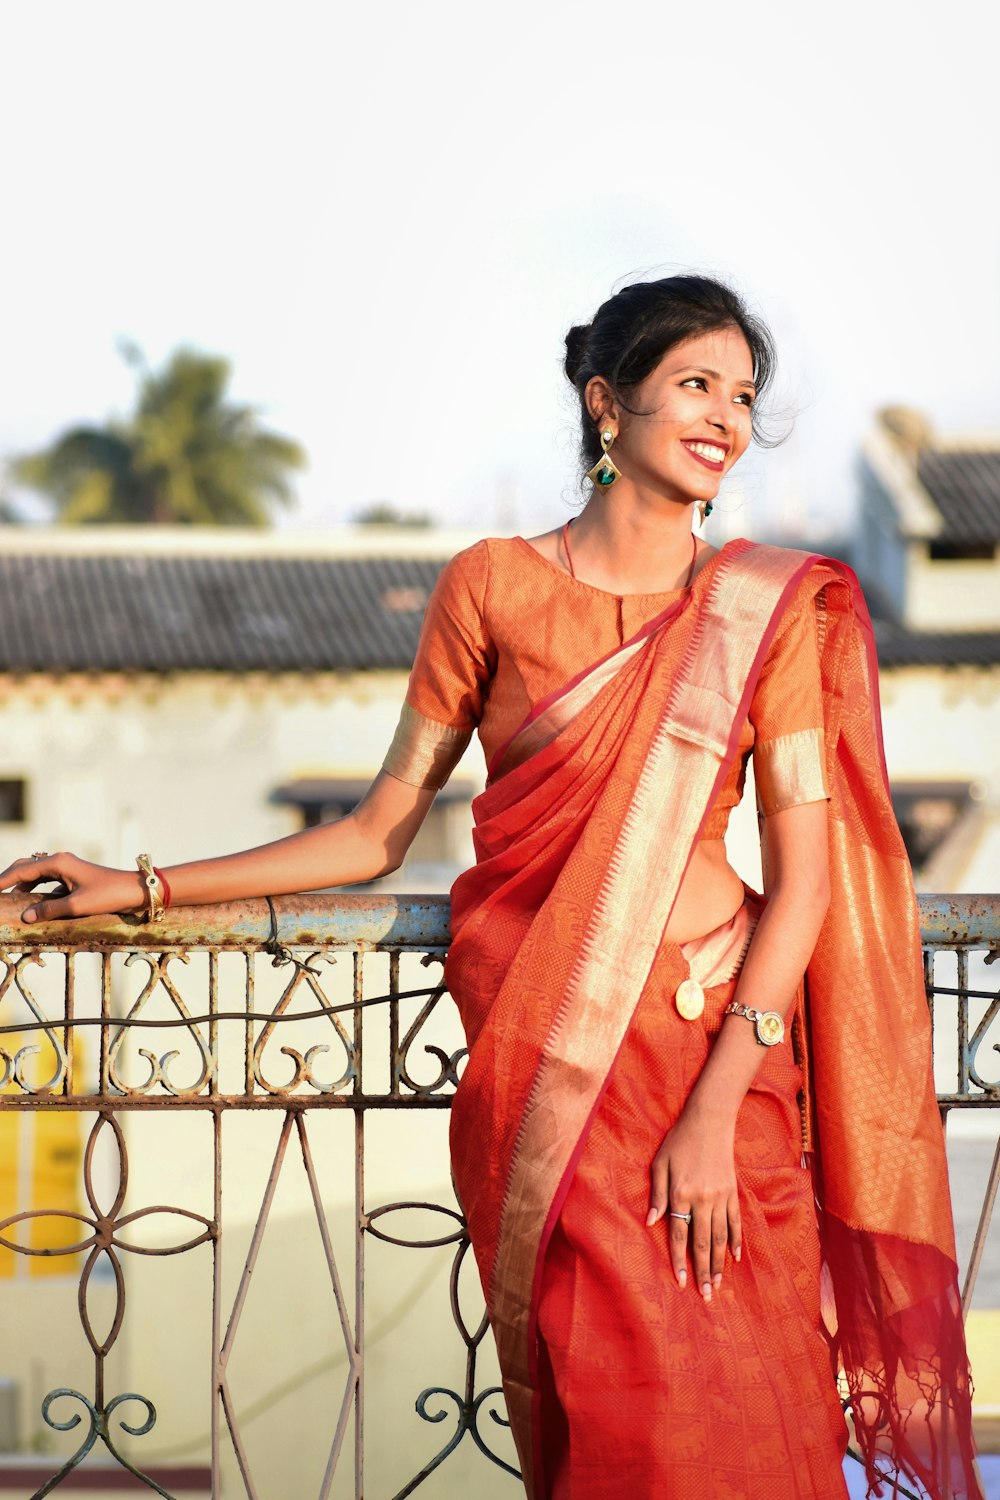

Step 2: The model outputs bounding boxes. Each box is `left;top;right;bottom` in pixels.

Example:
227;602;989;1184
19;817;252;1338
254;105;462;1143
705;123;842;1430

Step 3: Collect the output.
855;409;1000;892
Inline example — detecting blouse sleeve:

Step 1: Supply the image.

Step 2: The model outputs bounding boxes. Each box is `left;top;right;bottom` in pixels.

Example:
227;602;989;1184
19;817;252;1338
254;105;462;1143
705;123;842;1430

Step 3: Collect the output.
750;579;830;816
381;541;495;790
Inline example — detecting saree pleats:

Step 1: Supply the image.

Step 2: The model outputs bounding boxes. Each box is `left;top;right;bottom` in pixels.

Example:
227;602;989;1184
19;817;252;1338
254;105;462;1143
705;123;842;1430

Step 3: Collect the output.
536;944;850;1500
446;543;982;1500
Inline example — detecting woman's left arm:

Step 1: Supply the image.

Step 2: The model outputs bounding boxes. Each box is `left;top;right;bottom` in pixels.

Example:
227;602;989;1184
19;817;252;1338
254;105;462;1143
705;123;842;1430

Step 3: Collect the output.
646;797;830;1299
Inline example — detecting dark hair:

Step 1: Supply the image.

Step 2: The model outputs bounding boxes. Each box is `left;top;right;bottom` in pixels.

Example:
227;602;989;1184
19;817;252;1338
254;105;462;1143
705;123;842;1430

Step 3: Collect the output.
564;275;778;471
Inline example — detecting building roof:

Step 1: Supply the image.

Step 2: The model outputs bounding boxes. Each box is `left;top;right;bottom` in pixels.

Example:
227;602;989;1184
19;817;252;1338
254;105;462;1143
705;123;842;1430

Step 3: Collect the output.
871;615;1000;668
0;552;447;672
915;449;1000;544
0;534;996;676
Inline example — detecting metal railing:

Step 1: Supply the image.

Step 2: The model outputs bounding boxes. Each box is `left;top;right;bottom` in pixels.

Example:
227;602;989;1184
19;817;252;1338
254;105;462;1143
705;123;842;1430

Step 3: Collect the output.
0;893;996;1499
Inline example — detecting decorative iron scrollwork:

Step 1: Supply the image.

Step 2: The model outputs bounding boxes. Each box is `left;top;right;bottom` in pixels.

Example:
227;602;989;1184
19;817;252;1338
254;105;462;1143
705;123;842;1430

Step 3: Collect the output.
36;1389;169;1498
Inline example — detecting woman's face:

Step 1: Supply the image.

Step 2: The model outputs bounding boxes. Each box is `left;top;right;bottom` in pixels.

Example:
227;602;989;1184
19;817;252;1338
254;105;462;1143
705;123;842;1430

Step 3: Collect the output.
608;326;756;505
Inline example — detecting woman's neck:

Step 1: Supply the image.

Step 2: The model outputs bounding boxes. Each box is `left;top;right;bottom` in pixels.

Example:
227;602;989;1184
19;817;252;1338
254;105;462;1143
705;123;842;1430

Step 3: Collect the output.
567;492;709;593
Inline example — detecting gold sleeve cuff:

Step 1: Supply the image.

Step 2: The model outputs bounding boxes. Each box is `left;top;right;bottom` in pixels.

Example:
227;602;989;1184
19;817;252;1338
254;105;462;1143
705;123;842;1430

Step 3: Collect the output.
382;702;473;791
754;727;830;815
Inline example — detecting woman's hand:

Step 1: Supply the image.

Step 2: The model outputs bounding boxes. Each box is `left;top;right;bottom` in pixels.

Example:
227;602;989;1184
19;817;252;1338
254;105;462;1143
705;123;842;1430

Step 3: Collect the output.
646;1097;741;1302
0;854;143;923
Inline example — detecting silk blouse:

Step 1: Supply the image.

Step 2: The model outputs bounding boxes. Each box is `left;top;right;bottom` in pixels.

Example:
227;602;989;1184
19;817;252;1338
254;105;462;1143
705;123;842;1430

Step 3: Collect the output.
382;537;829;833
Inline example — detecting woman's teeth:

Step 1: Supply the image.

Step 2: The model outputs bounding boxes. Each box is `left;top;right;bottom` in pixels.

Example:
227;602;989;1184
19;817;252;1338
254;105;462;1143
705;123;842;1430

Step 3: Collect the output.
685;442;726;462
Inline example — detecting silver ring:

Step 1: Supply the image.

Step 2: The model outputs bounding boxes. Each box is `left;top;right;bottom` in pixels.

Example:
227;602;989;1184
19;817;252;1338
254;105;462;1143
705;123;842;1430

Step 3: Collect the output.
30;851;49;860
669;1211;693;1224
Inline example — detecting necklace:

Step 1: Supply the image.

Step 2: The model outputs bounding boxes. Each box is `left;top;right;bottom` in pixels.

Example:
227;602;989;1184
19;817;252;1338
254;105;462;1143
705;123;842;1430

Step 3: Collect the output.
561;521;699;590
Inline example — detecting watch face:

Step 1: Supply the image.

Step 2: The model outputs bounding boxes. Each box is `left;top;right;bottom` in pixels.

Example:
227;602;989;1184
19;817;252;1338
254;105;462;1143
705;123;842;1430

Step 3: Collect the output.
756;1012;784;1046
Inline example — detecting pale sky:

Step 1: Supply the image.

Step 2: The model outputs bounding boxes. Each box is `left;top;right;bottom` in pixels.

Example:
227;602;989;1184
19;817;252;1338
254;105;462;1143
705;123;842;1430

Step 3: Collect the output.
3;0;999;539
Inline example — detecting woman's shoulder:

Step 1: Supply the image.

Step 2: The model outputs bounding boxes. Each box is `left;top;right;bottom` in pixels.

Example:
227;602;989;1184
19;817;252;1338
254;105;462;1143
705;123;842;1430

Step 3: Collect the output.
430;538;491;601
434;534;528;573
428;537;531;633
738;540;860;585
732;542;866;616
434;534;565;599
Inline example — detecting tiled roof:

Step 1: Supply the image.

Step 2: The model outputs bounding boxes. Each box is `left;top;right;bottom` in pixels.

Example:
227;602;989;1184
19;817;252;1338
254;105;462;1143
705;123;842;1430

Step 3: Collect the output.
0;553;445;672
871;616;1000;668
0;546;995;676
916;450;1000;543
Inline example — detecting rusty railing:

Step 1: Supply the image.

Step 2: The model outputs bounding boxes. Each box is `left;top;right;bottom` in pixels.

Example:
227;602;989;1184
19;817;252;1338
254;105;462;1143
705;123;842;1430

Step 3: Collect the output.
0;893;996;1498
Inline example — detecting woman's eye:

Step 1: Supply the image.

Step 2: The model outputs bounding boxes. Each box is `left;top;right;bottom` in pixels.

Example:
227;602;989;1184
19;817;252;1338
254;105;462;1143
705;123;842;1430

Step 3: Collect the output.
681;377;708;391
735;393;755;407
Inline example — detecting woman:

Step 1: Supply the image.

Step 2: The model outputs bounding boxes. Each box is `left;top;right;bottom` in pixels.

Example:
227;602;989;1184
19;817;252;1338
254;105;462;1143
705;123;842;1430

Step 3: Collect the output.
2;277;982;1500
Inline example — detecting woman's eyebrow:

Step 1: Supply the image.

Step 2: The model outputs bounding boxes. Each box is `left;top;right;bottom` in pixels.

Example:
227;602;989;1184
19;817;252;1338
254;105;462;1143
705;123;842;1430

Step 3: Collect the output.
679;365;756;390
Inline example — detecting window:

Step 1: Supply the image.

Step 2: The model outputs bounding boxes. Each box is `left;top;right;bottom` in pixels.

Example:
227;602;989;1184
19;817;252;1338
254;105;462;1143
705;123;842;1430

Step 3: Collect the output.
0;781;26;824
890;782;972;873
927;541;995;562
0;1039;85;1279
270;776;476;887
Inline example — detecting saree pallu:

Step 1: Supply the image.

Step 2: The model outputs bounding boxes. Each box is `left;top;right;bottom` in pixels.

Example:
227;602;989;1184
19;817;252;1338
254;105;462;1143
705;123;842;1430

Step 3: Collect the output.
446;540;982;1500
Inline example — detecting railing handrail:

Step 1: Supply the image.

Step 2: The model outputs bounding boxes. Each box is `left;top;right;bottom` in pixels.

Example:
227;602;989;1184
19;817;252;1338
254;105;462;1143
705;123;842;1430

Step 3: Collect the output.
1;891;998;951
0;891;452;950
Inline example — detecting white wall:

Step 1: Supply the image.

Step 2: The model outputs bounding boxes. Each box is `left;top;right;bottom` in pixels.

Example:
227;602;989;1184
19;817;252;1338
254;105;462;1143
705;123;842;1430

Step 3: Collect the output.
904;548;1000;631
880;666;1000;808
0;671;482;879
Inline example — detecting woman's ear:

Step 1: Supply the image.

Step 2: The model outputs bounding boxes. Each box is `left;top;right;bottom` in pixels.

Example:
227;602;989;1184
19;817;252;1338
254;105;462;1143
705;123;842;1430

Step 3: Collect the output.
584;375;620;431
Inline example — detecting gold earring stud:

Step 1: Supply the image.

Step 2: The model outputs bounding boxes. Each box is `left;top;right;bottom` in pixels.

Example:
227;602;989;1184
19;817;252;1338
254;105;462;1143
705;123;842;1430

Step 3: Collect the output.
587;427;621;488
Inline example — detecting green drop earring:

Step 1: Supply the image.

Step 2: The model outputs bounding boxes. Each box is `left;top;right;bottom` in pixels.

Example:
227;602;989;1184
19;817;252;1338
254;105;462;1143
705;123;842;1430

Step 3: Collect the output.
587;427;621;488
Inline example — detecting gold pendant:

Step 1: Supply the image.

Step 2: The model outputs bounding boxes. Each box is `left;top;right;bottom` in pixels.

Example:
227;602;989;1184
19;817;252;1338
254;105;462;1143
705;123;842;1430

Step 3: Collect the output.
675;979;705;1021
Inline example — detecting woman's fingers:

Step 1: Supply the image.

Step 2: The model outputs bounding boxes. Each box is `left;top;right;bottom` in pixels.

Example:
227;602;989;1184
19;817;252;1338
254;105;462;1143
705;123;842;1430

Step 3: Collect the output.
0;855;75;891
12;875;67;896
0;855;86;923
667;1207;690;1289
20;891;81;923
646;1154;668;1228
710;1203;730;1288
0;857;51;891
691;1204;713;1301
728;1190;742;1265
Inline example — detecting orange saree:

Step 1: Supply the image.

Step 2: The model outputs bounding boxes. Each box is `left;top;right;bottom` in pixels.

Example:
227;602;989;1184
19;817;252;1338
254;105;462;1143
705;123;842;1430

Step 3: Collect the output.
386;538;981;1500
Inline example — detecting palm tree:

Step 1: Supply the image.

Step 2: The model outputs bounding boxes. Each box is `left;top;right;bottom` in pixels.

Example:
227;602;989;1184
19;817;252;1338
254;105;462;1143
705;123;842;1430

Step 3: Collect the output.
14;347;305;525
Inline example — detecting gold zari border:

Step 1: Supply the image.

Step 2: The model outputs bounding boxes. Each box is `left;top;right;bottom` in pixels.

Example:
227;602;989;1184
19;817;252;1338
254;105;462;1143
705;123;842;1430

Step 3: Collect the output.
381;702;471;790
754;727;829;814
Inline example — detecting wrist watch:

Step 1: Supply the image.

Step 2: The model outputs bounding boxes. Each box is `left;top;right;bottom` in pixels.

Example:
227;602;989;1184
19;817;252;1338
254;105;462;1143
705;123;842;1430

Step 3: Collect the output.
723;1001;785;1046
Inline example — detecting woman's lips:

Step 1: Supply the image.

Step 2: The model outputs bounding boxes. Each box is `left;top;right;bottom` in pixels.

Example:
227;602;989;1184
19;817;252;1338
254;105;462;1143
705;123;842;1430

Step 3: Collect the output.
682;441;727;473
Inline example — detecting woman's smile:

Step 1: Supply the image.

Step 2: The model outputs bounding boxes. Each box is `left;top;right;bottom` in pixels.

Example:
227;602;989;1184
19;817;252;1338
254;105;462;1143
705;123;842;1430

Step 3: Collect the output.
681;439;729;472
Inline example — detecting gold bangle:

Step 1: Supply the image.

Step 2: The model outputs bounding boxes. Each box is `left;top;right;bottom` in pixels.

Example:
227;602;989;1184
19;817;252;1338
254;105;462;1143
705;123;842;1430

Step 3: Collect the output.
135;853;165;923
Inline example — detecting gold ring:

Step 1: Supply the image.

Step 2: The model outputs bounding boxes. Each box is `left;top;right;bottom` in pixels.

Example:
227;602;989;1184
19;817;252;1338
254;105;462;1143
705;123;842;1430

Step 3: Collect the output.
31;851;49;860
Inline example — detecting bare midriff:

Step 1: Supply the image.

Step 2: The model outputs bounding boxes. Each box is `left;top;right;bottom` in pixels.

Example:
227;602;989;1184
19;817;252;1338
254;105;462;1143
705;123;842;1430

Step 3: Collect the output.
663;838;746;943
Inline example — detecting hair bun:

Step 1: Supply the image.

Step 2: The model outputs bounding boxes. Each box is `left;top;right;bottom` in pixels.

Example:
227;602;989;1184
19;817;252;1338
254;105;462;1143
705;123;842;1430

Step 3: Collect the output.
564;323;591;384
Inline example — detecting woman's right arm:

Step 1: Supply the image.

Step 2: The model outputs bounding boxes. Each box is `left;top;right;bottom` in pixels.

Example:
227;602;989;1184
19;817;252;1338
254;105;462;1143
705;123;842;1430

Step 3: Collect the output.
0;770;437;923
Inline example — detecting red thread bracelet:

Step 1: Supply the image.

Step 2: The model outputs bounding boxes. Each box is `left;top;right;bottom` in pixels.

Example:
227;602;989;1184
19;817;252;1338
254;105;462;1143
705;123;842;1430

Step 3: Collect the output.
153;867;172;910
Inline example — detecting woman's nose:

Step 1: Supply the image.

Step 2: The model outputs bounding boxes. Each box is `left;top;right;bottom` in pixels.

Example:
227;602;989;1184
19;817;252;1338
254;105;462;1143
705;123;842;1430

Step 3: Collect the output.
708;399;737;433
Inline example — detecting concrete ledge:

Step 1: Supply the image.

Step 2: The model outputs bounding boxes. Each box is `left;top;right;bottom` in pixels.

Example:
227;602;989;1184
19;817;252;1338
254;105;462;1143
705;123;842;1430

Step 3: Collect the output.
0;1460;210;1491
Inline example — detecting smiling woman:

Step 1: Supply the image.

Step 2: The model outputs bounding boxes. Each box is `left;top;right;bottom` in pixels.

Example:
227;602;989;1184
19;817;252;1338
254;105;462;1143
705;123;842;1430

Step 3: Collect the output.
0;275;985;1500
